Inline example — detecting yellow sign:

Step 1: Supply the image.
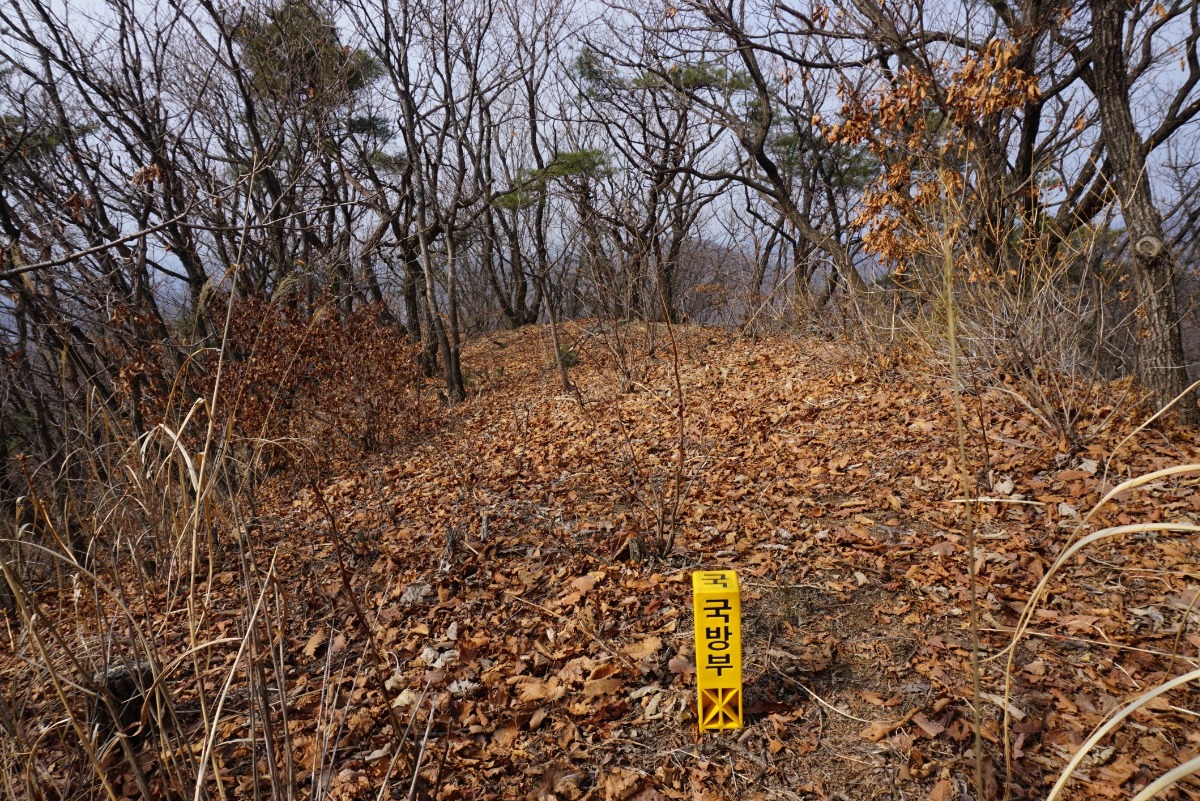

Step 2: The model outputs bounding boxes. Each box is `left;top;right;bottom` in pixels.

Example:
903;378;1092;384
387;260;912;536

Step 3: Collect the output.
692;570;742;731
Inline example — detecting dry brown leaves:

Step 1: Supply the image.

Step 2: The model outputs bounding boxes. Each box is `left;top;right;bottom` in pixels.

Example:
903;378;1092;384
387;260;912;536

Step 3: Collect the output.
5;323;1200;801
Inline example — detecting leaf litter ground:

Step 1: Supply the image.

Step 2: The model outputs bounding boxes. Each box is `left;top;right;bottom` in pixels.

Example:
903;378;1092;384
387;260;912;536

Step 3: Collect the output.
5;324;1200;801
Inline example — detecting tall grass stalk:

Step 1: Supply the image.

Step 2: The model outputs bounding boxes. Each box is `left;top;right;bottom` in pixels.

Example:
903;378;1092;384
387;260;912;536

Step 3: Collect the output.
0;163;427;800
942;233;987;801
999;463;1200;797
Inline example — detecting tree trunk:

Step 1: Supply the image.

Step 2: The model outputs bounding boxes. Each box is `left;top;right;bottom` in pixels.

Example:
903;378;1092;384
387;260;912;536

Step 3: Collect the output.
418;230;463;402
1090;0;1197;423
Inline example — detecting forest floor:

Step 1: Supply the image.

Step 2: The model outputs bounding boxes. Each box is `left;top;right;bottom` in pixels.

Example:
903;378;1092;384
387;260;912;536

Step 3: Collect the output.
7;323;1200;801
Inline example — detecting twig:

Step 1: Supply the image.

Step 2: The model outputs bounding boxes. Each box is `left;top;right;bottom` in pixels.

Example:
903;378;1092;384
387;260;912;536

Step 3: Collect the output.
1;209;192;281
980;626;1200;663
308;479;411;751
772;668;875;725
1102;375;1200;490
945;497;1045;506
1168;587;1200;672
943;231;986;801
406;694;440;801
506;594;639;671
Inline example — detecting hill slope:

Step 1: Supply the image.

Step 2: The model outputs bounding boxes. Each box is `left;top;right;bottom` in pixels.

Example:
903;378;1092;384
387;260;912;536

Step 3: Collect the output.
5;324;1200;801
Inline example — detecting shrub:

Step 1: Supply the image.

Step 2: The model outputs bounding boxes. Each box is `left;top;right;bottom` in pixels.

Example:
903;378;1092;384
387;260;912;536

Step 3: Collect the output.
196;295;422;472
557;343;579;369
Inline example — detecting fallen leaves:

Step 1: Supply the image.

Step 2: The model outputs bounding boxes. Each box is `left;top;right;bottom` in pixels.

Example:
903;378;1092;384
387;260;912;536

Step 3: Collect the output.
623;636;662;661
929;777;955;801
911;712;945;738
979;691;1026;721
11;325;1200;801
583;678;624;697
515;677;567;703
602;768;644;801
571;574;599;593
860;708;919;742
302;628;326;659
667;654;695;675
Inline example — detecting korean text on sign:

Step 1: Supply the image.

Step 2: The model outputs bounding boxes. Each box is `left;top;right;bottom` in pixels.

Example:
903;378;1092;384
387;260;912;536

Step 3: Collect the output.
692;570;742;731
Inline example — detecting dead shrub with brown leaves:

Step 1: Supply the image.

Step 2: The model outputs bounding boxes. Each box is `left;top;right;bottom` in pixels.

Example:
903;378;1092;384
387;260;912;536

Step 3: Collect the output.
198;295;424;474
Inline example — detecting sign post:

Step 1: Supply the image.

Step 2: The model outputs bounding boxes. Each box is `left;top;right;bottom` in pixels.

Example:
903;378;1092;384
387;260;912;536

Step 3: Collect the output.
692;570;743;732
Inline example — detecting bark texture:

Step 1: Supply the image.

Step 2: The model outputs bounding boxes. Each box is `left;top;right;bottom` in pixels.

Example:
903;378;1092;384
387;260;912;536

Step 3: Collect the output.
1090;0;1197;423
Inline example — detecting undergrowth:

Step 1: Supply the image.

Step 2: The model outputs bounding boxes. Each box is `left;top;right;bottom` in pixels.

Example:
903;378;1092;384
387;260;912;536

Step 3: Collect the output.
0;294;429;800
